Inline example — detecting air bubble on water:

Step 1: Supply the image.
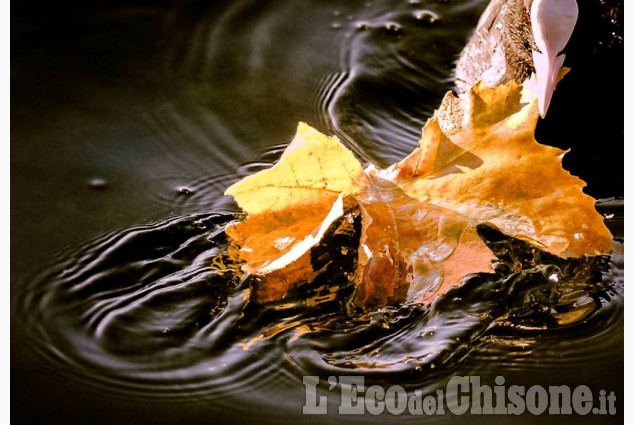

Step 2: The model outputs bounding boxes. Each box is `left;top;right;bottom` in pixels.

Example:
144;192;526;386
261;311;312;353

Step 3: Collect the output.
88;178;108;189
177;186;194;196
420;327;436;338
331;22;342;30
415;10;439;25
384;22;402;33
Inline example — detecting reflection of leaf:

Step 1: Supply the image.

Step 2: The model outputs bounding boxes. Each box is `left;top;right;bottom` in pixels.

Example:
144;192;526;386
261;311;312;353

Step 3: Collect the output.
223;80;612;310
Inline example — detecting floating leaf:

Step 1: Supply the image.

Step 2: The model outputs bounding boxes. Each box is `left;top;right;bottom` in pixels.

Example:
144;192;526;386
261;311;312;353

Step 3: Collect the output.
379;79;611;258
226;122;369;215
222;80;612;310
225;123;368;302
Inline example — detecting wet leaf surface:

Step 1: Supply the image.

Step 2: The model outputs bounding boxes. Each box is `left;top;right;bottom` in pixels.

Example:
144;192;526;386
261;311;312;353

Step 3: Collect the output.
224;80;612;310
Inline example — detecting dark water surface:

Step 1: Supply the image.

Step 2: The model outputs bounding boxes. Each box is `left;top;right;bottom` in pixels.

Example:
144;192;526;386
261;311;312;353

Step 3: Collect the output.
12;0;623;424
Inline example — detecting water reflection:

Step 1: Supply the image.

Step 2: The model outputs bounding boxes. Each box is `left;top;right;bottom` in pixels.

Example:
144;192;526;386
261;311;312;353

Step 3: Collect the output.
13;201;623;404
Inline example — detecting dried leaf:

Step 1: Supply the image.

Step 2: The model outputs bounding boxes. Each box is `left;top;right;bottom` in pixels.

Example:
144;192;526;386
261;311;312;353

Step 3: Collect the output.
222;80;612;310
379;80;611;257
226;122;369;215
225;123;368;302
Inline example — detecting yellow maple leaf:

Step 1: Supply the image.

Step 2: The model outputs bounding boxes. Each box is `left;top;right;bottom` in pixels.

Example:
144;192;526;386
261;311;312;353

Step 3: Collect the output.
225;123;368;303
380;80;611;258
226;122;370;215
223;81;612;309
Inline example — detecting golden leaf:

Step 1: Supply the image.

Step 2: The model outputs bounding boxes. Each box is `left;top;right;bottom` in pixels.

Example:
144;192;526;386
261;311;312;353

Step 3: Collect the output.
222;80;612;310
226;122;369;215
380;80;611;257
224;122;369;302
